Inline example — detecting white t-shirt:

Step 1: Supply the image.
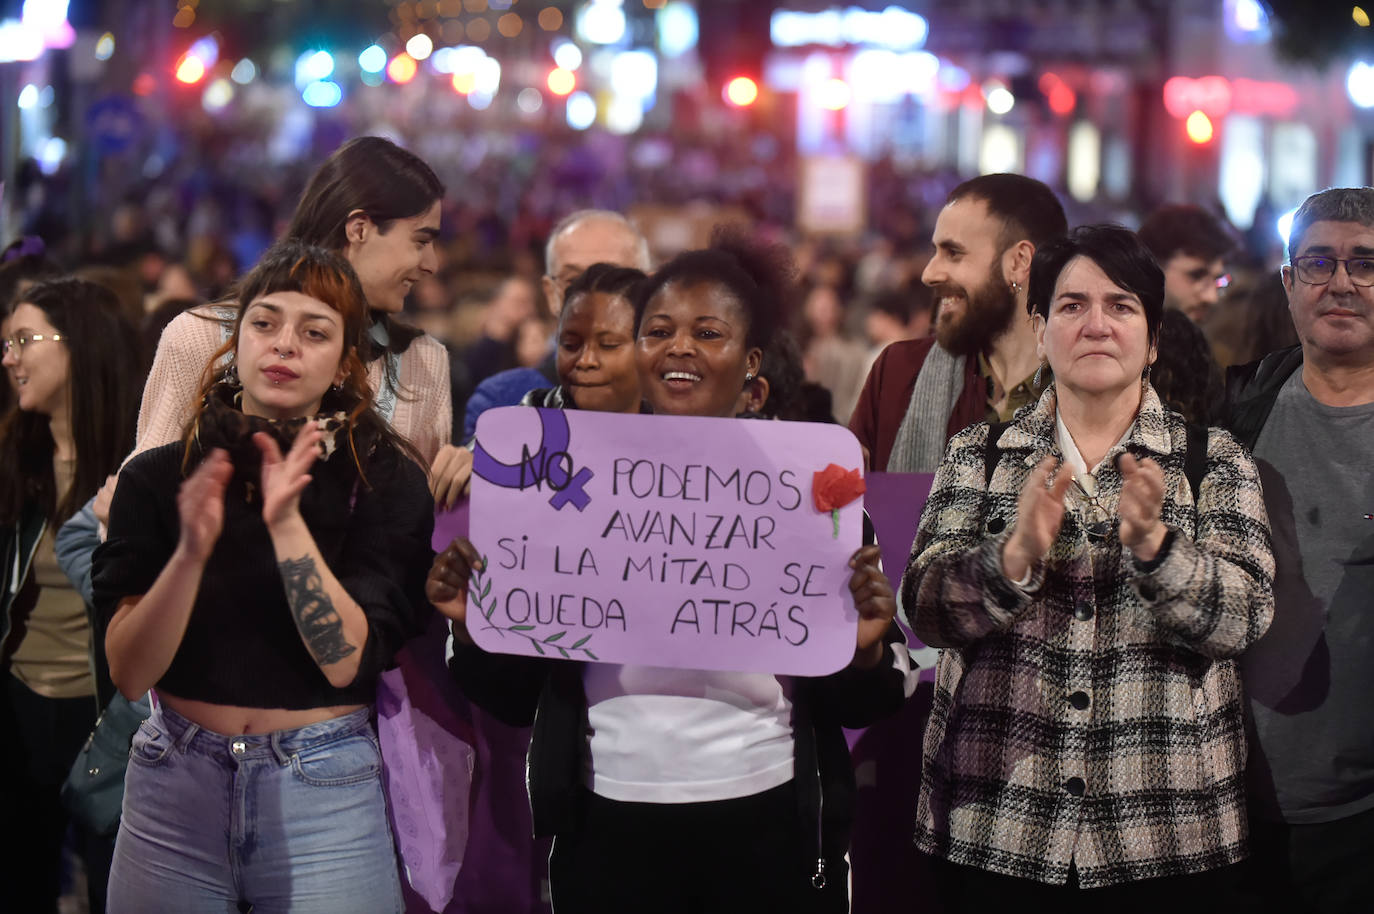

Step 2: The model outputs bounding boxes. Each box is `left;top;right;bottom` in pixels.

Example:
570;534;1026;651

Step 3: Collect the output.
582;663;796;804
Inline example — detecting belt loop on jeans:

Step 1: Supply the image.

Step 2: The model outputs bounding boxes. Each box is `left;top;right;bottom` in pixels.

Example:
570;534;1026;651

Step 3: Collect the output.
174;719;200;754
270;730;293;766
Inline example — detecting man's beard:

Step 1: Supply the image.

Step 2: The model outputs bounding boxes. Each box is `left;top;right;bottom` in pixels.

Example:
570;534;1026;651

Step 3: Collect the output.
932;264;1018;357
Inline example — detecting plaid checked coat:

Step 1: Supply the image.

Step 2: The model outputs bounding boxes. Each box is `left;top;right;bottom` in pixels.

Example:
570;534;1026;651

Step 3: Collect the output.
901;386;1275;888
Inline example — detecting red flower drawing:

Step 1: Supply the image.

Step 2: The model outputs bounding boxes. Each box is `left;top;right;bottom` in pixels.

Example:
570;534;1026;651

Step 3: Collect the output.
812;464;866;537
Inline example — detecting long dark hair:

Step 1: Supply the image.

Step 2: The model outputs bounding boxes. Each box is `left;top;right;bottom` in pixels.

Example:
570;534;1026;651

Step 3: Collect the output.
0;279;141;526
284;136;444;363
183;241;424;483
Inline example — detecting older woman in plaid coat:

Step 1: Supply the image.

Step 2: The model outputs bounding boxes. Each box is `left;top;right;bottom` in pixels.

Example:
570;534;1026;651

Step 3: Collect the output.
903;225;1274;910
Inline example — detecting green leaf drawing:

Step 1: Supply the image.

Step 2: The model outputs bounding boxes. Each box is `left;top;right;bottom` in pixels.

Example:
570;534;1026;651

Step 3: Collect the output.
543;632;565;643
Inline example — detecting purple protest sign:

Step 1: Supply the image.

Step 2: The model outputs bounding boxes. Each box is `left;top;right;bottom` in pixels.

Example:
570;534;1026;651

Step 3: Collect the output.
862;472;935;594
467;407;865;676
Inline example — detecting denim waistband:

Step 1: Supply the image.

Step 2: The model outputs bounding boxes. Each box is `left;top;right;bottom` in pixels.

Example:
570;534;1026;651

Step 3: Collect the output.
149;703;373;765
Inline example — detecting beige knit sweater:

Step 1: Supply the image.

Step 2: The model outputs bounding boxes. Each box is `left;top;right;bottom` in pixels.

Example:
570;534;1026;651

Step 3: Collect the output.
128;307;452;466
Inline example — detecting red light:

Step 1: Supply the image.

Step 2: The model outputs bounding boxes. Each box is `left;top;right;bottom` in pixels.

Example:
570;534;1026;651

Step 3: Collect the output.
547;67;575;96
1048;84;1076;115
132;72;157;96
175;54;206;85
387;54;418;85
1186;110;1214;144
724;76;758;107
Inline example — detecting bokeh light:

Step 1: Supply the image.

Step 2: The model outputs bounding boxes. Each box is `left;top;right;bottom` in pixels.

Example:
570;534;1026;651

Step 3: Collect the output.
388;53;419;83
1186;109;1214;143
725;76;758;107
547;67;576;95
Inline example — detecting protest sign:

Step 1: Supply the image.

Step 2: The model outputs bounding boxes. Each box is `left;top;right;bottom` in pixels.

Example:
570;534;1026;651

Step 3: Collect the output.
466;407;865;675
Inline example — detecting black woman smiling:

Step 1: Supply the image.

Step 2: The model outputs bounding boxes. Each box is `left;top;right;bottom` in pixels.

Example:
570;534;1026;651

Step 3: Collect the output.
431;228;912;913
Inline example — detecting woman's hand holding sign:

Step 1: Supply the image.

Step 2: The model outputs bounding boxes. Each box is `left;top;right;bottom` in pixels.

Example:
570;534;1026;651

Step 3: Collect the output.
428;538;485;645
848;544;895;670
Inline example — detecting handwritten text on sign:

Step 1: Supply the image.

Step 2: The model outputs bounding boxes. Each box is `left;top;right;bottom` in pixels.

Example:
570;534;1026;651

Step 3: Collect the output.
467;408;864;675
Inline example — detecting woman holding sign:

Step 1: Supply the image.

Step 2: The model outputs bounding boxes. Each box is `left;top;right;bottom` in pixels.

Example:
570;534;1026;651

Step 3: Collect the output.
92;242;434;913
433;229;911;913
903;225;1274;910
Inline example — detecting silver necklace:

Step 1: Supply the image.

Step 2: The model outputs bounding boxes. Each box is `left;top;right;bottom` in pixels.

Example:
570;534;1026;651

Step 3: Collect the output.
1071;472;1112;542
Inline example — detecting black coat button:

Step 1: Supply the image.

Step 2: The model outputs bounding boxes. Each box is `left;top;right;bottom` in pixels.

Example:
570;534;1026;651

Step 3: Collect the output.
1074;605;1093;621
1065;777;1086;797
1068;691;1090;710
1139;581;1159;601
987;517;1005;534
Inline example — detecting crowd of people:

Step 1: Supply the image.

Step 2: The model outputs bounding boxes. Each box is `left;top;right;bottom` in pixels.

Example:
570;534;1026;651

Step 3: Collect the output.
0;132;1369;914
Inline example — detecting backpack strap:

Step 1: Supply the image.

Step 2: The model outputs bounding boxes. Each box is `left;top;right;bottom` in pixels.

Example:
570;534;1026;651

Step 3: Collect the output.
1183;422;1208;504
984;421;1011;487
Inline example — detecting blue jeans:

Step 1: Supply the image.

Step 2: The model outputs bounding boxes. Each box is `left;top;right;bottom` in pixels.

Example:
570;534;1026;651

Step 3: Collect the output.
107;704;403;914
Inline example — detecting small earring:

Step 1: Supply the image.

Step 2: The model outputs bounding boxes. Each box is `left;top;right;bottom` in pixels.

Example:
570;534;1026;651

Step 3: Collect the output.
745;372;754;382
1010;281;1022;295
222;363;241;388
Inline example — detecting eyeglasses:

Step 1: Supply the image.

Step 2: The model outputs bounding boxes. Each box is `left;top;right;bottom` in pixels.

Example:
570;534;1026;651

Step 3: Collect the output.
1291;256;1374;287
1;333;67;356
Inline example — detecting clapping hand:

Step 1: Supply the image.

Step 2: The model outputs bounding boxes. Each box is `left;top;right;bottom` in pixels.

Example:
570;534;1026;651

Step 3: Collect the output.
1117;453;1167;561
1002;456;1074;582
254;424;323;529
177;449;232;561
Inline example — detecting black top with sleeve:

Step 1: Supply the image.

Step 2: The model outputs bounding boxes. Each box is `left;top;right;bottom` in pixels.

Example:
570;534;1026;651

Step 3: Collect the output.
92;438;435;709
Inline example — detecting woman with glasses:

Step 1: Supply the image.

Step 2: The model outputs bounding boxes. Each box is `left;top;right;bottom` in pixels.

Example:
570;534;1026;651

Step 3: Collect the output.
0;279;142;913
904;225;1275;912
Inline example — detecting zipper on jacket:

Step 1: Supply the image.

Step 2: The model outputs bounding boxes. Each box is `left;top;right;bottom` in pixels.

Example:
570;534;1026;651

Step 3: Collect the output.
811;725;826;890
9;517;47;602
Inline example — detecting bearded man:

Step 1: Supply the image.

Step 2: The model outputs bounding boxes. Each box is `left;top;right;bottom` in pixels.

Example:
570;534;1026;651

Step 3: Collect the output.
850;174;1067;471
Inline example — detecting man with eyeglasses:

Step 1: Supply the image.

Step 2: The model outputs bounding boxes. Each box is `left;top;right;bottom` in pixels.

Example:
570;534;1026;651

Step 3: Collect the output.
1221;186;1374;912
1138;203;1237;325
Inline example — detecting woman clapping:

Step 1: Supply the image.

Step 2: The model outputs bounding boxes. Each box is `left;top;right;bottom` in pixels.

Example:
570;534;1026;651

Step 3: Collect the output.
94;242;433;913
905;225;1274;912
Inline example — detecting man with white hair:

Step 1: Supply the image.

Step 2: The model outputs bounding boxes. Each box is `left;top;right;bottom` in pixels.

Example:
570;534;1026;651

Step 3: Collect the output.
463;210;651;433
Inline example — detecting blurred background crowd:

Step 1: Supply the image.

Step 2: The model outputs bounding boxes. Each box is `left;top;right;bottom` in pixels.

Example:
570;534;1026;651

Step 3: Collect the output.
4;0;1366;430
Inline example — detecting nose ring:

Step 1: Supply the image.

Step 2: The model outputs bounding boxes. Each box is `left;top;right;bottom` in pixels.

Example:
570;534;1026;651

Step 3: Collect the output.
278;351;289;359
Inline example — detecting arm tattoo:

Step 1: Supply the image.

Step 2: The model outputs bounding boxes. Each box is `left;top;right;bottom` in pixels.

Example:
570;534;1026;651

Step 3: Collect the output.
278;555;357;666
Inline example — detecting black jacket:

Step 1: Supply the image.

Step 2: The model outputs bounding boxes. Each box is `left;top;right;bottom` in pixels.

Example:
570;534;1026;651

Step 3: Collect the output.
1221;345;1303;449
449;623;912;885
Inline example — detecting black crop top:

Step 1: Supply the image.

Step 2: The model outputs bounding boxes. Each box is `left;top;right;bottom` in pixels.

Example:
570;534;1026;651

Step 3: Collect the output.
93;440;434;709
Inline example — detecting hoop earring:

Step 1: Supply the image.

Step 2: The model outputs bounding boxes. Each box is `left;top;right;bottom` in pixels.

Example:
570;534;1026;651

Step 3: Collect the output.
1010;280;1022;295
